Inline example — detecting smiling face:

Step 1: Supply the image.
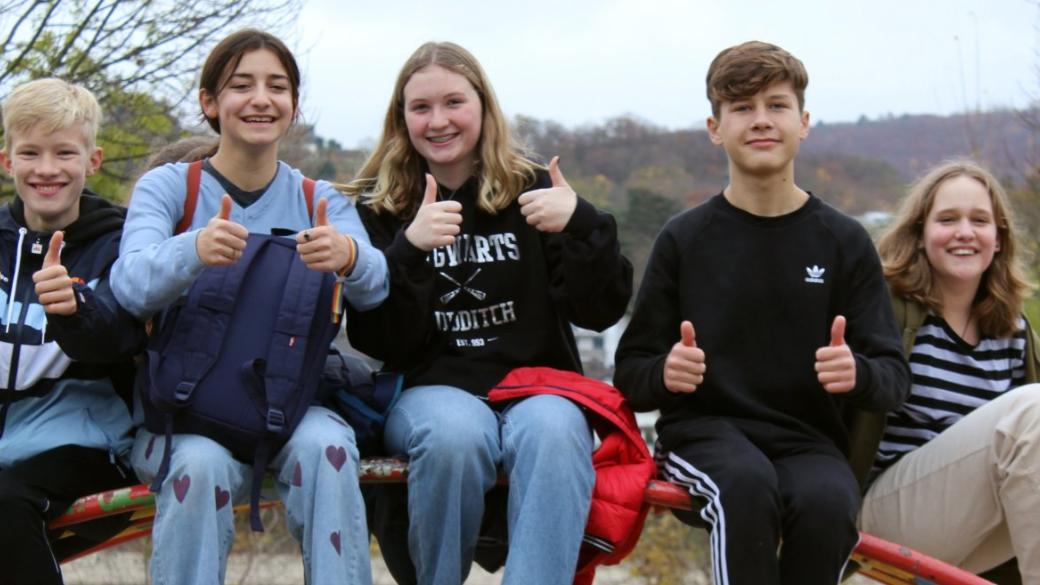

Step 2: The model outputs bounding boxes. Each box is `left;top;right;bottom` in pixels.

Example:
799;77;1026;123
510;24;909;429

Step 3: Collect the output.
402;64;483;187
200;48;294;151
922;174;1000;296
1;123;102;231
707;80;809;179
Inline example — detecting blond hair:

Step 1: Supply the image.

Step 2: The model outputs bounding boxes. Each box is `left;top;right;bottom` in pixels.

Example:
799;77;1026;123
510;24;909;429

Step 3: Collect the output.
339;42;538;217
877;159;1034;338
2;78;101;151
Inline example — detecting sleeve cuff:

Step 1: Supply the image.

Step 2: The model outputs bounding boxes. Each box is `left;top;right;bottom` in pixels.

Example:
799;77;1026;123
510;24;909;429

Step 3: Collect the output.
847;354;873;399
562;197;600;239
184;229;207;273
387;228;431;267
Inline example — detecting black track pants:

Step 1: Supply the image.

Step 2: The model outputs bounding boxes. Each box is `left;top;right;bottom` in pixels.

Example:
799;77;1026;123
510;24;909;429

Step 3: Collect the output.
0;445;130;585
657;417;861;585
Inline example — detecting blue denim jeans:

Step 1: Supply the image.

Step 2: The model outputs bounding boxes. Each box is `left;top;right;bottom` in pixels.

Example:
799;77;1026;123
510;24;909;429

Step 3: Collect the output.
384;385;595;585
131;406;372;585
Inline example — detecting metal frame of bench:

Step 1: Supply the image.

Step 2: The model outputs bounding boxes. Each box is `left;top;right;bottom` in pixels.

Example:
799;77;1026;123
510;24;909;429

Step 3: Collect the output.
50;457;992;585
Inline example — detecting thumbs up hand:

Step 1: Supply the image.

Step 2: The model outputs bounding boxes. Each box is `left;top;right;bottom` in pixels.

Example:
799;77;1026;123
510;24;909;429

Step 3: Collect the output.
404;174;463;251
196;194;248;266
32;231;77;316
815;315;856;394
517;156;578;233
663;320;707;394
296;198;358;274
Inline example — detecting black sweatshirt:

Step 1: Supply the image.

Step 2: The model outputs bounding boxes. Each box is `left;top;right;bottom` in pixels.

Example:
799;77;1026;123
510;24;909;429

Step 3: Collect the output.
614;193;909;452
347;170;632;396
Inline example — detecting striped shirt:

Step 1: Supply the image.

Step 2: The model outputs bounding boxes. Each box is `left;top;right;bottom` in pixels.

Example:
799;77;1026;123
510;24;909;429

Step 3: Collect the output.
872;313;1027;476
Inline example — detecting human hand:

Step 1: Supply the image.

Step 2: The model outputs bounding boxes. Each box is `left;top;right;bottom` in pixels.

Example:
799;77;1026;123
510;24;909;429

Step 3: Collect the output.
517;156;577;233
33;231;76;316
815;315;856;394
296;198;357;274
196;194;248;266
404;174;463;251
663;320;706;393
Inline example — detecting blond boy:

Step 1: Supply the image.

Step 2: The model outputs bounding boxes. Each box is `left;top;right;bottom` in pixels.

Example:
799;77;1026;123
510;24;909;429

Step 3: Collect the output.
0;78;145;583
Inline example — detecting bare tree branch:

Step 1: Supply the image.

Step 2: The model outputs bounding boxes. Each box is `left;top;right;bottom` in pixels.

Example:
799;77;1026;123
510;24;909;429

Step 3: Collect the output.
0;0;61;84
0;0;303;201
0;0;46;60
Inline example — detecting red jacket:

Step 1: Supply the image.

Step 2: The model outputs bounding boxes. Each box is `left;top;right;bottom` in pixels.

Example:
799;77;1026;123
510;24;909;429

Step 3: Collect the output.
490;366;657;585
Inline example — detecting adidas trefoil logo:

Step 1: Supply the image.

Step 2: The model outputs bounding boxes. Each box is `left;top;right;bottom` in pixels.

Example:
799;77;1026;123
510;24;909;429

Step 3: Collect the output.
804;265;826;284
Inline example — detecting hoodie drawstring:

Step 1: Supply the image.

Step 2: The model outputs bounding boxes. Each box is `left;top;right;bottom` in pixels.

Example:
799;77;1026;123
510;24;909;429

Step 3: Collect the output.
5;227;27;333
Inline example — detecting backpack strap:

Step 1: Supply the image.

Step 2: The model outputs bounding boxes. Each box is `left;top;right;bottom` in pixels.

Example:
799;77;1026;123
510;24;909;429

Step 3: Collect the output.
246;252;329;530
146;236;273;494
303;177;316;222
176;161;317;234
175;160;204;236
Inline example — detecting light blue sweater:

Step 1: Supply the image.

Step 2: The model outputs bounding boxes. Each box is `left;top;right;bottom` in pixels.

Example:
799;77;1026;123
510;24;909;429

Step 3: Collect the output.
111;161;388;319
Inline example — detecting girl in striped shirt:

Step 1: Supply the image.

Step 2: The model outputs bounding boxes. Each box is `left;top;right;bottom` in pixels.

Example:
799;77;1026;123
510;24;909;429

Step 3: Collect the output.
859;160;1040;582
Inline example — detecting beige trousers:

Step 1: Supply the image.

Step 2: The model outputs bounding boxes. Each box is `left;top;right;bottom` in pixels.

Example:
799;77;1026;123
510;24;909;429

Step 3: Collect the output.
859;383;1040;582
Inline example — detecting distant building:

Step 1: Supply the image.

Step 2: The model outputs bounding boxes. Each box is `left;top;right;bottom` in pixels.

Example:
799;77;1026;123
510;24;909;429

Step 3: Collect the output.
857;210;893;236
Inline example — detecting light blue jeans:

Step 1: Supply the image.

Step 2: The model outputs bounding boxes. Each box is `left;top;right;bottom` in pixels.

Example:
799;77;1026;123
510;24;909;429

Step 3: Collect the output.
131;406;372;585
384;385;595;585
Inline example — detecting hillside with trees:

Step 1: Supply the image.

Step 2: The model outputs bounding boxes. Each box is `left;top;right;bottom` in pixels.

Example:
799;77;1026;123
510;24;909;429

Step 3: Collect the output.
71;109;1031;293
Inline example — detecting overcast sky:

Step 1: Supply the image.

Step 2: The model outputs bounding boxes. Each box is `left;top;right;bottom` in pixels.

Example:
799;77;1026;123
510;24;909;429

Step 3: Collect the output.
290;0;1038;149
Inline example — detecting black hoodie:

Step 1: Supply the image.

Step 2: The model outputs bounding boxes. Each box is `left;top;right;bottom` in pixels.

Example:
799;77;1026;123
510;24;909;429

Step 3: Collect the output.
347;170;633;395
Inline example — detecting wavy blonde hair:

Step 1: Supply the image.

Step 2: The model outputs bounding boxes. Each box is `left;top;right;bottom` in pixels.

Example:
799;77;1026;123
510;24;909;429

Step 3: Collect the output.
877;159;1033;338
339;42;538;217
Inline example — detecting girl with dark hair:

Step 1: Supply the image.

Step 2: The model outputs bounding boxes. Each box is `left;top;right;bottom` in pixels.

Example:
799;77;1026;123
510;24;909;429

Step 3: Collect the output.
111;29;386;585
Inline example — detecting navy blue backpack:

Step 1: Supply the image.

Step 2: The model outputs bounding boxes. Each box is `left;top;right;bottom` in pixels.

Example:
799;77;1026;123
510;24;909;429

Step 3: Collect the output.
142;162;337;531
322;348;403;456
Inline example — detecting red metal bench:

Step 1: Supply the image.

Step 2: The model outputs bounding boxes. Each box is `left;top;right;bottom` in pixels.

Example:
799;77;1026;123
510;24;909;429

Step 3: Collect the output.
50;457;993;584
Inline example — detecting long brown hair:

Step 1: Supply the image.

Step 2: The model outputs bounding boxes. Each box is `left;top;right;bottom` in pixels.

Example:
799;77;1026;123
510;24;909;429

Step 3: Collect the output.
877;159;1033;337
339;42;537;217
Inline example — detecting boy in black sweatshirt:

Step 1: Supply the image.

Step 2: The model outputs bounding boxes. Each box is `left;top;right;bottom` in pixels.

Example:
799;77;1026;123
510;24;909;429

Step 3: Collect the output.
614;41;910;585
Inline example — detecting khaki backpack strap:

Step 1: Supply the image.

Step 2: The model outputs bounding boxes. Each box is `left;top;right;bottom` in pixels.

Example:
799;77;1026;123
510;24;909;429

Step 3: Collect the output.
1023;315;1040;383
175;160;205;235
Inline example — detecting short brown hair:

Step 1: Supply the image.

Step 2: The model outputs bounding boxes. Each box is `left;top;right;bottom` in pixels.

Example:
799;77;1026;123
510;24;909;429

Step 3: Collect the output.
706;41;808;118
198;29;300;133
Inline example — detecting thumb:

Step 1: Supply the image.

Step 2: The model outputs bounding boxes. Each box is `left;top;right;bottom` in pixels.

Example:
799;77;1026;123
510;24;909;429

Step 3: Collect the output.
216;193;233;220
680;320;696;348
43;231;64;268
548;156;568;188
421;174;438;207
315;197;329;226
830;315;847;347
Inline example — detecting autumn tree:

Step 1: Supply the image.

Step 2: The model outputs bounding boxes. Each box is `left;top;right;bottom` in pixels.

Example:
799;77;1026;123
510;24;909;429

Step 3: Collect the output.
622;187;682;294
0;0;301;200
